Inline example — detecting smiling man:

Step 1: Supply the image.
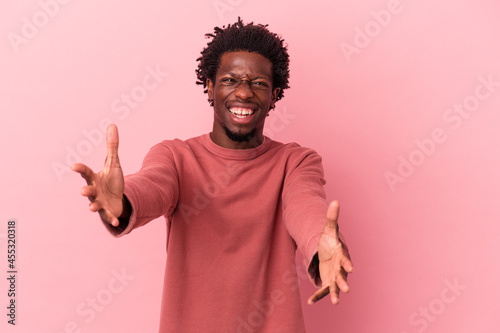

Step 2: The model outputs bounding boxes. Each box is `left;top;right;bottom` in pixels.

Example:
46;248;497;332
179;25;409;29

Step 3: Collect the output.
207;50;279;149
73;18;353;332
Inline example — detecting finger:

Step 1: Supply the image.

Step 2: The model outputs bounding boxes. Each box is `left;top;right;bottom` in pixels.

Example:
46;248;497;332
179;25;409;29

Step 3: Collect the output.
307;285;329;305
105;124;120;169
89;203;120;227
336;268;350;294
330;281;340;305
110;217;120;227
325;200;340;229
89;201;102;212
80;185;97;198
98;208;120;227
343;257;354;274
72;163;95;185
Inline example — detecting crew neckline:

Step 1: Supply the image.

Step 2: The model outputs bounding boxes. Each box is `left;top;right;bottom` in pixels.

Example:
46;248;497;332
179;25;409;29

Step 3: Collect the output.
201;133;273;160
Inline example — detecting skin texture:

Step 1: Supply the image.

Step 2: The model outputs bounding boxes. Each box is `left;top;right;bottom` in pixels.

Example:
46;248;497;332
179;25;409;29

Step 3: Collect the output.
207;51;280;149
73;51;353;307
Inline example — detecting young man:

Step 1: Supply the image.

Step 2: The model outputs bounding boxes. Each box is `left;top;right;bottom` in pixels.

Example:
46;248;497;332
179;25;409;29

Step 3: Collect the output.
73;18;353;332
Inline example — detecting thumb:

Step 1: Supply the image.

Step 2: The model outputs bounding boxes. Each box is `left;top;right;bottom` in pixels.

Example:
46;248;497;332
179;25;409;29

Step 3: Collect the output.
105;124;120;169
325;200;340;229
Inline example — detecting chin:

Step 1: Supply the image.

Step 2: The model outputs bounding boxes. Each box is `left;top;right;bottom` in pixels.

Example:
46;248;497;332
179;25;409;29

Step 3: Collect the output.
224;126;256;143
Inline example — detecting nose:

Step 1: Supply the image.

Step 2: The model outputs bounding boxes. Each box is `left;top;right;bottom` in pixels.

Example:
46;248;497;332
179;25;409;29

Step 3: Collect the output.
234;79;254;100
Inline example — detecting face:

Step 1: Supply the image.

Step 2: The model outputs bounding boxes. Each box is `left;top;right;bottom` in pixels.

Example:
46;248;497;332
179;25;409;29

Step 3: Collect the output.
207;51;281;149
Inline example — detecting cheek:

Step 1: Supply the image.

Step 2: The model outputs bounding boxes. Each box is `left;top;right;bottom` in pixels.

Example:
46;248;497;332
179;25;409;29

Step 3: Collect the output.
260;92;274;106
214;87;231;102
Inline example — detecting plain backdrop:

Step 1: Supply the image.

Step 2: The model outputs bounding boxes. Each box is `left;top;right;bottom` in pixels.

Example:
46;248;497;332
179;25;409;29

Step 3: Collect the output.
1;0;499;332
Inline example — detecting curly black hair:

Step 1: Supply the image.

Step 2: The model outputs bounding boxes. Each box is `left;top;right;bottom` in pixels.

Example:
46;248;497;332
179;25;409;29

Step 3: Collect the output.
196;17;290;102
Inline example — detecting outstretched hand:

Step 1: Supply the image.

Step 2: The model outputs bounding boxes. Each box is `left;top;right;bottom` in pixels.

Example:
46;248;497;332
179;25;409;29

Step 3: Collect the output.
72;124;125;227
308;200;353;305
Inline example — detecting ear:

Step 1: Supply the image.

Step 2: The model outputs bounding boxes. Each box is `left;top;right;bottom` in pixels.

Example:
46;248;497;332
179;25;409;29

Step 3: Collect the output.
207;78;214;100
270;87;281;109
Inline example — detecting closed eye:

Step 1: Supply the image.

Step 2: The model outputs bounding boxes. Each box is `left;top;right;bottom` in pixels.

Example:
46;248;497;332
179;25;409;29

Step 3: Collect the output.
221;77;237;83
253;81;268;86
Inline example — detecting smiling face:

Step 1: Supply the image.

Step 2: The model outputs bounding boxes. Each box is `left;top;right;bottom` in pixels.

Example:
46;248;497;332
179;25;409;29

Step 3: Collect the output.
207;51;281;149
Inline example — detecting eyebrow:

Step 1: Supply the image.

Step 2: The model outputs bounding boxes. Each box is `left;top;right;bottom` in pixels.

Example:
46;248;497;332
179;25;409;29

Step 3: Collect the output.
221;72;270;80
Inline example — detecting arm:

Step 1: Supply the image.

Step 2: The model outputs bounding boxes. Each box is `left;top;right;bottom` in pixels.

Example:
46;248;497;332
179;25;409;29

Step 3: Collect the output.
118;140;179;235
73;124;179;236
281;148;353;305
281;148;329;284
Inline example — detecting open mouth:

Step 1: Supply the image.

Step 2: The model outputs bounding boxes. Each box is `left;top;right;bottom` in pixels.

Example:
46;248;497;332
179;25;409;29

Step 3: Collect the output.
228;107;255;119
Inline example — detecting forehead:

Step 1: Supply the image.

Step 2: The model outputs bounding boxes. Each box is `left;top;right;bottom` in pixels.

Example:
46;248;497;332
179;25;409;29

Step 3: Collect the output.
217;51;273;78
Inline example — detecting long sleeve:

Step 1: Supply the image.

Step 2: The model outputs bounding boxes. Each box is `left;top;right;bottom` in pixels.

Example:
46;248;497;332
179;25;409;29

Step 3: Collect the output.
113;141;180;237
281;147;328;286
98;134;331;332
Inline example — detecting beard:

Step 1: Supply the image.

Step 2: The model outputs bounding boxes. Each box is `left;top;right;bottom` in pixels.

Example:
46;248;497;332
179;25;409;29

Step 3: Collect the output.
223;125;256;143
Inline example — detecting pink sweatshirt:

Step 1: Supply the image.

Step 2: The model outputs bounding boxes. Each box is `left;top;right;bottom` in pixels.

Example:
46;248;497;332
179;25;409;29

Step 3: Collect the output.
111;134;328;332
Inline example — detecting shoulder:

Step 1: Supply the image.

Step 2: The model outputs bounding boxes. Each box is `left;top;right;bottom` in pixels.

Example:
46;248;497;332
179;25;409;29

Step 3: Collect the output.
140;135;206;167
148;135;205;153
267;138;323;162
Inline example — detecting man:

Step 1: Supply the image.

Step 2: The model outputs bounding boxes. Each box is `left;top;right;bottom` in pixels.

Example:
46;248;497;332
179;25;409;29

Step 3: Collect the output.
73;18;353;332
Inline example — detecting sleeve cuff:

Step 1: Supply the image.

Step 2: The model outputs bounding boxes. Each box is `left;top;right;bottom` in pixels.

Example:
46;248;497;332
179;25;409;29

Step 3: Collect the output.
102;194;136;237
307;252;322;287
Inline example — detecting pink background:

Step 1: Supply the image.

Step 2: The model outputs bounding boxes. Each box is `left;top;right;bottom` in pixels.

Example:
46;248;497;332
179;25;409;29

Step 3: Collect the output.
1;0;499;332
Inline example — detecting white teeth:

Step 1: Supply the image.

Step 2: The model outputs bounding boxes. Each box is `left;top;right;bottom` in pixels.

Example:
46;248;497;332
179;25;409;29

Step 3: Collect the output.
229;107;254;117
